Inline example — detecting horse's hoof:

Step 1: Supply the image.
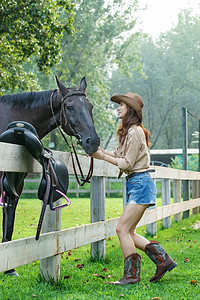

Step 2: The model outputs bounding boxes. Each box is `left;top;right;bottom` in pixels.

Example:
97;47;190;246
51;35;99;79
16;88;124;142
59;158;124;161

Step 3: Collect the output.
4;269;19;277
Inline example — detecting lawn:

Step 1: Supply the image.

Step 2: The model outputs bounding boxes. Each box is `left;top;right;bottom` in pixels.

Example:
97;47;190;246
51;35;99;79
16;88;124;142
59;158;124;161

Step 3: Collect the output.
0;198;200;300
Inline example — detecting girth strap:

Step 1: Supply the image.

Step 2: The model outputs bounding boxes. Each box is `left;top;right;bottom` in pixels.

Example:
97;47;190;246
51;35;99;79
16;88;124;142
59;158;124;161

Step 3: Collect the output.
35;160;51;240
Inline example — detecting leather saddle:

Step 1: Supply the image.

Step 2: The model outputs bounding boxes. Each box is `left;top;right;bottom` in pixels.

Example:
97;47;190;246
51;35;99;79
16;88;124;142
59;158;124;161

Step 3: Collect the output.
0;121;70;240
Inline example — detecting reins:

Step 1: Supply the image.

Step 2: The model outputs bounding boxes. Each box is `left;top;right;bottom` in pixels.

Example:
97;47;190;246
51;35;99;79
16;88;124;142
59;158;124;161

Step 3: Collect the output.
50;90;93;186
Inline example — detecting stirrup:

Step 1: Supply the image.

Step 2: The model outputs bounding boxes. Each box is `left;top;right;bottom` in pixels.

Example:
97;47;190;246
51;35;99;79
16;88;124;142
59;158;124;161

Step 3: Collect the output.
49;190;71;210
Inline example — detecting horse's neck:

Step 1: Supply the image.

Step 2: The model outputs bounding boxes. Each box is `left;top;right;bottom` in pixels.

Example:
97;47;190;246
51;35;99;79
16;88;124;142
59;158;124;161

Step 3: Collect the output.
21;92;62;139
34;111;60;139
0;90;63;139
32;105;61;139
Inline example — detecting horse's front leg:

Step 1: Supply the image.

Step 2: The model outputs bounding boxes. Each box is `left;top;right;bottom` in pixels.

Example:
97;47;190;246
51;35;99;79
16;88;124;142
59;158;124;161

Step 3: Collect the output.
2;197;20;276
2;176;25;277
2;197;19;241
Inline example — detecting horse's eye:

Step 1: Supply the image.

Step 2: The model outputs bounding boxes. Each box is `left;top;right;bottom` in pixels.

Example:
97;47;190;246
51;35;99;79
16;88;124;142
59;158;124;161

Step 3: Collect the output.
67;106;73;110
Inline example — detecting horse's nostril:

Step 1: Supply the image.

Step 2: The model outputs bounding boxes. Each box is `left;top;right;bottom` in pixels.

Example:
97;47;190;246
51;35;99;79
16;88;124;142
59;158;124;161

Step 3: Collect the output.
82;136;100;154
86;137;90;145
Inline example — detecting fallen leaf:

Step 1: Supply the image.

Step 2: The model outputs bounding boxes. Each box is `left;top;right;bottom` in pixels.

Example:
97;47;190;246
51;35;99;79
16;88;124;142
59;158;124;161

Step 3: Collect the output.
66;251;72;259
64;275;70;280
119;295;124;297
94;273;105;279
108;275;114;278
103;268;108;272
77;264;84;269
193;240;196;243
190;280;197;287
32;295;38;298
184;258;189;263
83;279;89;283
75;258;81;261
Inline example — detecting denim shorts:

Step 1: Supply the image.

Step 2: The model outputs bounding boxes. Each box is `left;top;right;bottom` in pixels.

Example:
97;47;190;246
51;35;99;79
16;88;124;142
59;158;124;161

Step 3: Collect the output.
126;172;156;206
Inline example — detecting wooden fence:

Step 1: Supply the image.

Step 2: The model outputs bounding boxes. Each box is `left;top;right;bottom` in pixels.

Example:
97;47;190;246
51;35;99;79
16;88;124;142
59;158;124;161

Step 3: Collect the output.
0;142;199;282
22;176;124;197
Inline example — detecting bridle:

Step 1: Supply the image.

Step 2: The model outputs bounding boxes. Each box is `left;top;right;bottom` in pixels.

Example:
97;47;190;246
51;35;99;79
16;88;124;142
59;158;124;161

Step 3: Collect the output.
61;90;84;144
50;90;93;186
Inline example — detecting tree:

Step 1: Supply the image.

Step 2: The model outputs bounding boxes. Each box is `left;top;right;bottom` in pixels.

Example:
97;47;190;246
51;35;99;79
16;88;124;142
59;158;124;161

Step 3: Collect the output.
53;0;143;146
110;9;200;149
0;0;75;93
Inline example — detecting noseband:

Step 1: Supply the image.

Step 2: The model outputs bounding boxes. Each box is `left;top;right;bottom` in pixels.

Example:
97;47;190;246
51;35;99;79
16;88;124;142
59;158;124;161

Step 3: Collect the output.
50;90;93;186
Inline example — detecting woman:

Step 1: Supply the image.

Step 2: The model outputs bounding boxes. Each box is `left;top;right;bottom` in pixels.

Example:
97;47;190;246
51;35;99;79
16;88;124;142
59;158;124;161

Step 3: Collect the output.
90;92;177;285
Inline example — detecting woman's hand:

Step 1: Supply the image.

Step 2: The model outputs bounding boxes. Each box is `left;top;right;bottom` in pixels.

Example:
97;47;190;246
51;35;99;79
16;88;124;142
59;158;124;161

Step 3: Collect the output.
89;148;105;160
89;147;118;167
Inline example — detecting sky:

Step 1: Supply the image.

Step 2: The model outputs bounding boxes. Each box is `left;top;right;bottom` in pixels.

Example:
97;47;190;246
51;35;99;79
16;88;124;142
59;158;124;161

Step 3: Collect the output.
134;0;200;39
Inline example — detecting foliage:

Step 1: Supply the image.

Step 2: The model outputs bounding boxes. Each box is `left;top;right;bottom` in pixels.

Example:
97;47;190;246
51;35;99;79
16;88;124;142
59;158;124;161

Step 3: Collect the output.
0;0;75;93
0;0;145;150
110;9;200;149
170;154;199;171
51;0;143;147
0;197;200;299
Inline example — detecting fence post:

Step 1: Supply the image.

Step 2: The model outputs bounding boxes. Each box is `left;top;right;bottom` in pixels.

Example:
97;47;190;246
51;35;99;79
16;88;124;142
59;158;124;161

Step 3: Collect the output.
182;107;190;219
182;180;190;219
107;178;111;197
192;180;199;215
173;179;182;222
90;176;106;260
40;200;61;282
147;179;157;236
162;178;171;228
76;181;79;198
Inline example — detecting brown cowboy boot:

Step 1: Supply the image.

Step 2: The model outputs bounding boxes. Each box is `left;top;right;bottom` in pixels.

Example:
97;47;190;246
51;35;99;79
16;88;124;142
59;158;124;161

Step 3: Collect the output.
109;253;141;285
145;241;177;282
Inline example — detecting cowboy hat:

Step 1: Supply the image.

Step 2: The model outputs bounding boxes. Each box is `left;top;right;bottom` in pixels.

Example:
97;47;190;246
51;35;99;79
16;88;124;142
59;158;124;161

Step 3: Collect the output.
110;92;144;122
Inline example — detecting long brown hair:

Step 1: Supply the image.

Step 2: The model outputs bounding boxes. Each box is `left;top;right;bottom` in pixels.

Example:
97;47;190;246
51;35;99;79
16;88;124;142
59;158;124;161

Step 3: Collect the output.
117;105;151;147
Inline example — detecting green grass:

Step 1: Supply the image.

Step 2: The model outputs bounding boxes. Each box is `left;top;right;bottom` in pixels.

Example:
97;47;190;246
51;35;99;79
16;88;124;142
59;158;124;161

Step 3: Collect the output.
0;198;200;299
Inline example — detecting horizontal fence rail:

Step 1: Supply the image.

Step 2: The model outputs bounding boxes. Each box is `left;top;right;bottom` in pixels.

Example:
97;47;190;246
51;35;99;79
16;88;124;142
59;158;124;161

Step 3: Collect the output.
1;198;200;273
0;142;199;282
22;177;124;196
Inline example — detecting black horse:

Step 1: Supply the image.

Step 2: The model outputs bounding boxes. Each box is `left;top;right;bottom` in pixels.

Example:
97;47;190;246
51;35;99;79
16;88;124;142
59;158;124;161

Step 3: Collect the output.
0;77;100;275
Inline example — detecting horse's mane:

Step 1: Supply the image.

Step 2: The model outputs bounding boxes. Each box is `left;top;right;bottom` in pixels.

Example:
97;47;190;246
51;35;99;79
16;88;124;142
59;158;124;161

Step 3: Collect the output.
0;90;56;109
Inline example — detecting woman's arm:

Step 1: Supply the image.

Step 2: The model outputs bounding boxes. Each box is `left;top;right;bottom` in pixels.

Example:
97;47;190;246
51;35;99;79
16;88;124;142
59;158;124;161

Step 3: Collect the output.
90;148;118;166
101;148;116;158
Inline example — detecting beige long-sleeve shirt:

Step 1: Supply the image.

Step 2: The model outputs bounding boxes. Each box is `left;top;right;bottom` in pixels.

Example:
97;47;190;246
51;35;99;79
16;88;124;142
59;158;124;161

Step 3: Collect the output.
103;125;150;178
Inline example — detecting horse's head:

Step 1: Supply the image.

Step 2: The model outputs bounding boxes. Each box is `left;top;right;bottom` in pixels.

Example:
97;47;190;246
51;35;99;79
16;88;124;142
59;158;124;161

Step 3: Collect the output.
56;77;100;154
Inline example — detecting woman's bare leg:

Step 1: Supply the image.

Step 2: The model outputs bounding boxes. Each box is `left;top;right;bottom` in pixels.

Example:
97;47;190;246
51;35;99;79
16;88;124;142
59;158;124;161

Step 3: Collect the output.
131;232;150;251
116;204;149;258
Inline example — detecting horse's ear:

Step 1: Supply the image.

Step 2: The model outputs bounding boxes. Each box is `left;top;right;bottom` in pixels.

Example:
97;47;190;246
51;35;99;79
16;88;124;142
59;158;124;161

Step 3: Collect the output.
55;76;69;96
79;77;87;92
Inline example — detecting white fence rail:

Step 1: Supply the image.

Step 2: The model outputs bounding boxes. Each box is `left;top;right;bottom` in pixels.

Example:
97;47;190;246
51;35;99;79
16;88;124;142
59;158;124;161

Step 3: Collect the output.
0;142;199;282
